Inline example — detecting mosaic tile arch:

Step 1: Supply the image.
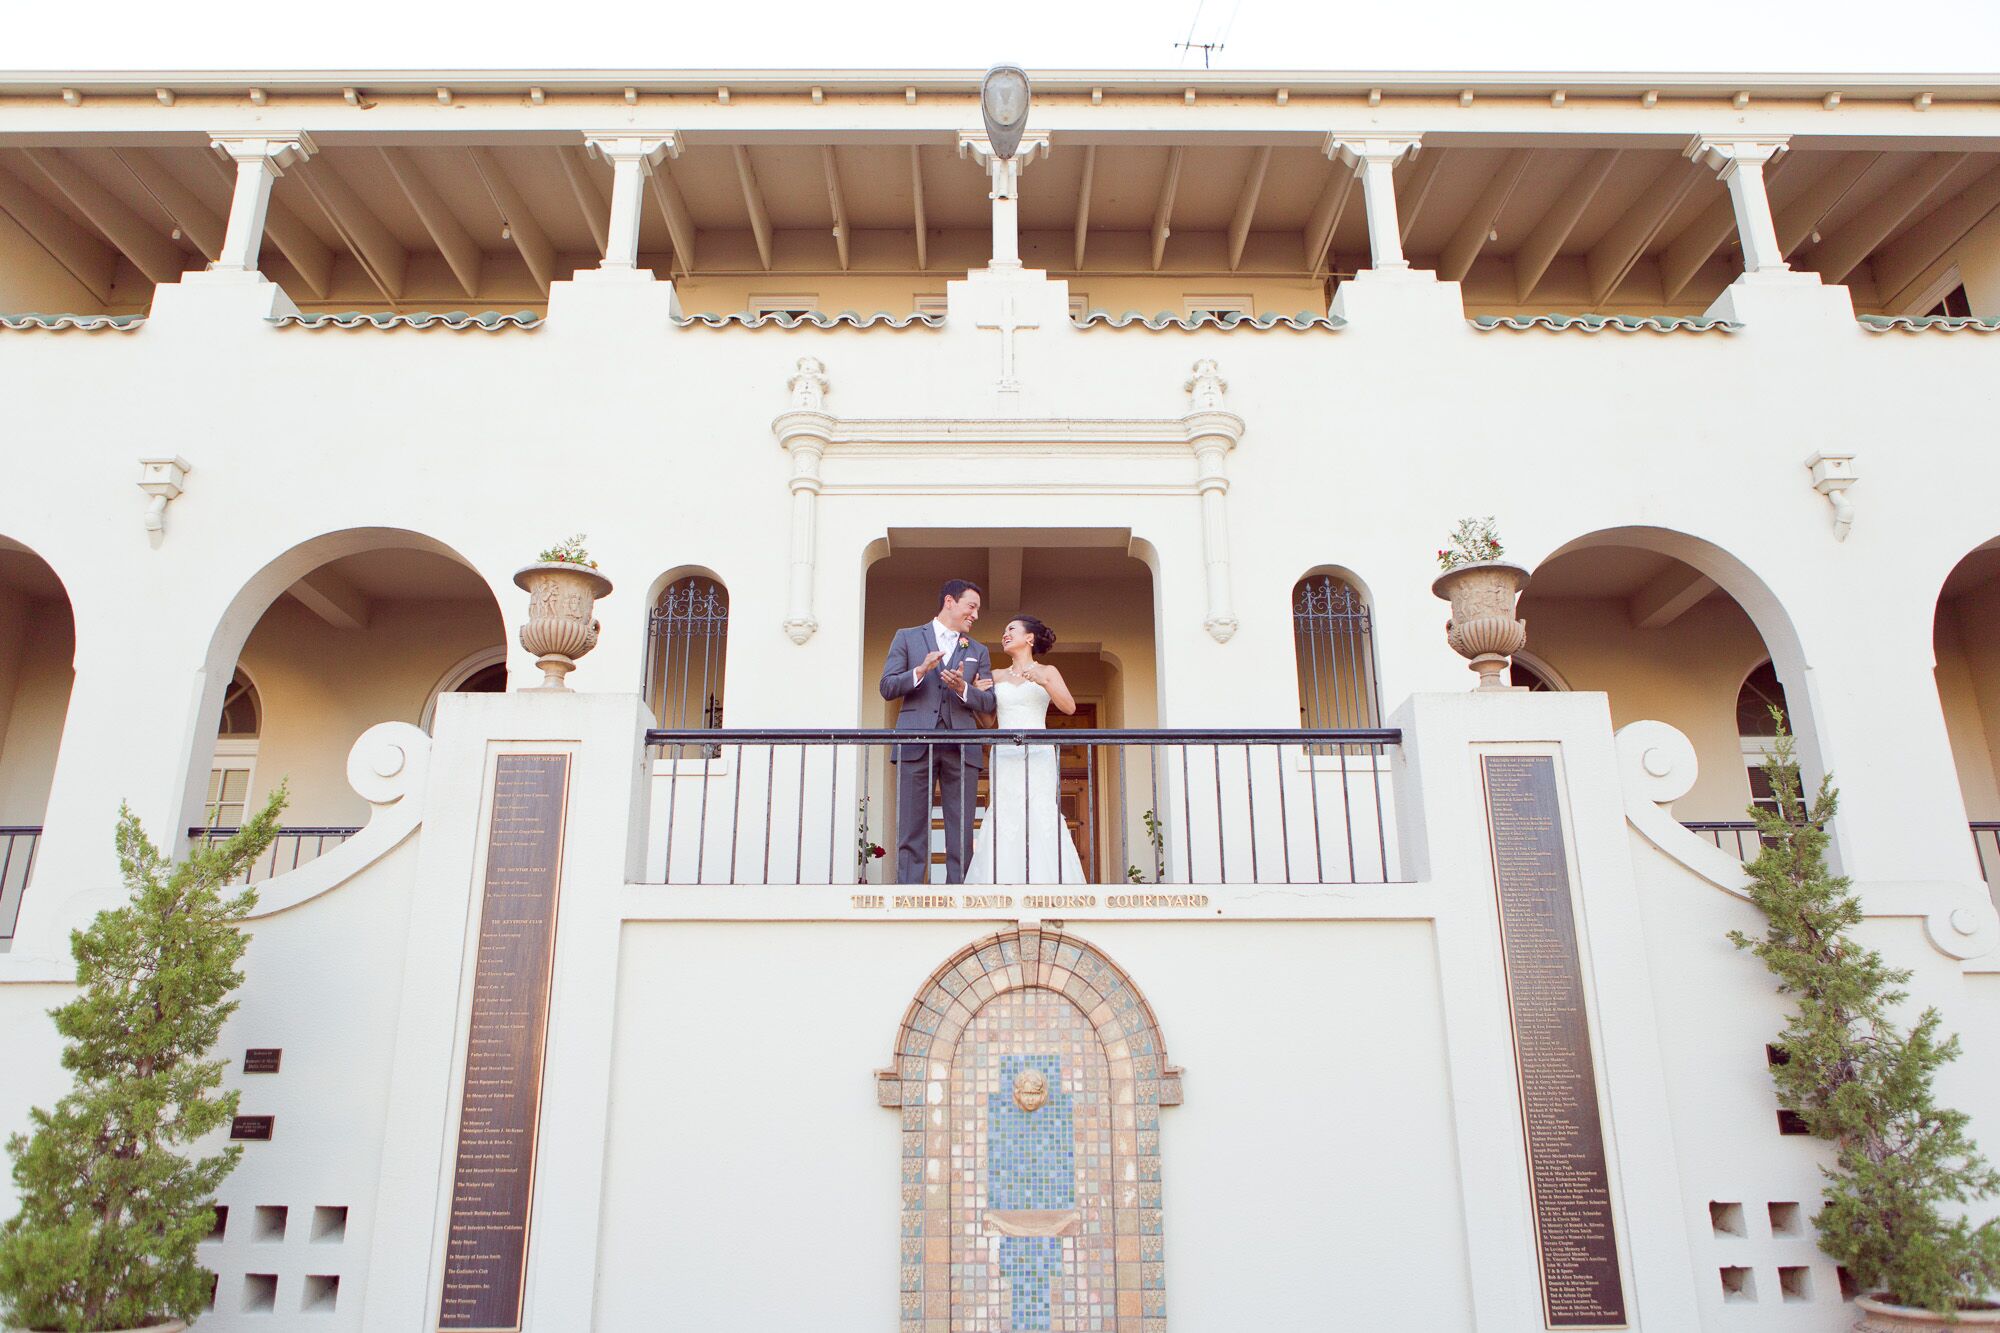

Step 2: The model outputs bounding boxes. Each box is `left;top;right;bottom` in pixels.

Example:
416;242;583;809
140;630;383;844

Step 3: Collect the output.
878;926;1182;1333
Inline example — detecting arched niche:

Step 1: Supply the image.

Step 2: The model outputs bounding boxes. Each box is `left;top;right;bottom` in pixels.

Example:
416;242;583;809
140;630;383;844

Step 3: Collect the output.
880;925;1179;1331
185;528;506;844
1520;525;1816;822
0;535;76;936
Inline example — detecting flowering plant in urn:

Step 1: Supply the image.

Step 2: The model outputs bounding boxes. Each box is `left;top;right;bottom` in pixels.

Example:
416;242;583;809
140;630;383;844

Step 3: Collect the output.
1429;517;1530;689
514;534;613;690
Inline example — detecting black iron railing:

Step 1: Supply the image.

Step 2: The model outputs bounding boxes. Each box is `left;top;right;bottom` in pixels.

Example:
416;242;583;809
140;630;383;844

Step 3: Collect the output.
643;727;1401;886
188;826;361;884
1682;820;1764;860
0;826;39;940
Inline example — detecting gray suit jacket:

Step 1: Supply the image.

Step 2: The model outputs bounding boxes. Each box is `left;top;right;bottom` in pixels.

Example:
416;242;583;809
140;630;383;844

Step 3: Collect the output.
879;624;997;766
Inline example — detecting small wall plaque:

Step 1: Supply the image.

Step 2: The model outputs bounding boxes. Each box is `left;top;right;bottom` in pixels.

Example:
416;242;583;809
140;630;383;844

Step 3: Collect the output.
230;1115;275;1142
243;1048;282;1073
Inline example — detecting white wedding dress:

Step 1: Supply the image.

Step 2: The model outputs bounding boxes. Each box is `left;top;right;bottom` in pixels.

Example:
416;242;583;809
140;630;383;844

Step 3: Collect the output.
966;679;1088;884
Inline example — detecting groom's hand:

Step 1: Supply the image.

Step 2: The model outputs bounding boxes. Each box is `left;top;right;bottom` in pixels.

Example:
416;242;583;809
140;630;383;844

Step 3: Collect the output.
916;649;944;680
939;665;967;694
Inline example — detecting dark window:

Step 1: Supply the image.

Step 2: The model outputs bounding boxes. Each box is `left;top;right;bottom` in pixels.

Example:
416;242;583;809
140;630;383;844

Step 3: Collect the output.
1927;283;1972;318
1736;661;1791;737
1291;574;1381;732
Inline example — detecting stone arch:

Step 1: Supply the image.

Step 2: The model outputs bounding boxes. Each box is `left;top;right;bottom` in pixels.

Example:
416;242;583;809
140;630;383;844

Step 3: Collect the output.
880;925;1179;1332
1526;524;1825;802
180;527;507;849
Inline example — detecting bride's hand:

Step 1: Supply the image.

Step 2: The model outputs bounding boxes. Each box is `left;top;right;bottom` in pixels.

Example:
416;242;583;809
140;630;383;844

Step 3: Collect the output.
975;676;994;691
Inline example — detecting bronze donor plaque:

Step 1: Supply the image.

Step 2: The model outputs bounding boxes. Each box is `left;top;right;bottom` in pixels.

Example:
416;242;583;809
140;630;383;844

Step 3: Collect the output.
1482;754;1629;1329
242;1047;282;1073
437;753;571;1333
228;1115;274;1141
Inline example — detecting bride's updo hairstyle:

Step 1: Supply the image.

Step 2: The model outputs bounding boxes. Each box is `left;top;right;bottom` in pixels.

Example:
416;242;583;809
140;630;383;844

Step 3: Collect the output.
1011;615;1058;656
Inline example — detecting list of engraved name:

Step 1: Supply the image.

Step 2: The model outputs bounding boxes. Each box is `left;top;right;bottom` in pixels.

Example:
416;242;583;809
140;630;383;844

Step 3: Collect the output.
1484;755;1628;1330
438;754;568;1333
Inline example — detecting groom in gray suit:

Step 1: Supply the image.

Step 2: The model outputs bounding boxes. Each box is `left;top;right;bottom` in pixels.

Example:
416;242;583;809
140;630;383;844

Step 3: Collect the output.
879;579;998;884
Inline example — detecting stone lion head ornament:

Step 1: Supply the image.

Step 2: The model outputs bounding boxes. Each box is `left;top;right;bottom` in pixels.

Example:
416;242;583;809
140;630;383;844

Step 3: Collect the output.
1012;1067;1049;1112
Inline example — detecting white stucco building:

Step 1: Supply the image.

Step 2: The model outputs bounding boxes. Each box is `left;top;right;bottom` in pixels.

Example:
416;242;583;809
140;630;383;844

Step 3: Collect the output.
3;65;2000;1331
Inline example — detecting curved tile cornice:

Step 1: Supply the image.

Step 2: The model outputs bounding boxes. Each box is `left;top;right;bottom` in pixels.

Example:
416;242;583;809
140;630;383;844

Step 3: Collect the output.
1472;313;1740;333
270;310;543;330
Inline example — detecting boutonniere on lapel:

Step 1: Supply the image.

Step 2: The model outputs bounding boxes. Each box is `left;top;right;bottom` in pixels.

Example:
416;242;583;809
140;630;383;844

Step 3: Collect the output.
957;635;971;655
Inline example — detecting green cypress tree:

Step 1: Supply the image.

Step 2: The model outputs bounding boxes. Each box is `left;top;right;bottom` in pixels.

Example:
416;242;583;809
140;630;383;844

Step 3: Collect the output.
0;787;284;1332
1732;723;2000;1313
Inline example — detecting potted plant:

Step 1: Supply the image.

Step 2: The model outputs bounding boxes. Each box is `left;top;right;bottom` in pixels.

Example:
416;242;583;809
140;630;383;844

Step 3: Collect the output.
1731;724;2000;1329
1429;516;1529;689
0;790;287;1333
514;534;613;690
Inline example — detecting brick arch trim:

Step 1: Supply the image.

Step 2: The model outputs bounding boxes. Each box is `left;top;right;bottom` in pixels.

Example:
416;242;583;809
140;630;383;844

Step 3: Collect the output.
877;924;1182;1110
877;924;1182;1333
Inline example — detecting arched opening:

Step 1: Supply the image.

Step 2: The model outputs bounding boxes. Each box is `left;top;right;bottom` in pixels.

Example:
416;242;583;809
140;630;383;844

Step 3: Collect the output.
0;537;74;941
884;926;1177;1331
1931;542;2000;901
1290;568;1382;730
859;531;1159;885
193;531;506;876
1519;529;1808;840
644;571;730;757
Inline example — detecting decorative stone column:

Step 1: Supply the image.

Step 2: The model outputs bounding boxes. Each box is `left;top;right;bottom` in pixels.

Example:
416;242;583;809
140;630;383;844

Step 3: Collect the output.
957;131;1051;271
1686;134;1792;276
207;132;316;276
583;132;678;273
773;357;834;644
1183;359;1245;643
1325;134;1424;271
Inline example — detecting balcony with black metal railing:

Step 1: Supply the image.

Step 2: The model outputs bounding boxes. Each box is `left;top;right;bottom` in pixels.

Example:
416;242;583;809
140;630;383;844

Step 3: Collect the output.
643;726;1402;887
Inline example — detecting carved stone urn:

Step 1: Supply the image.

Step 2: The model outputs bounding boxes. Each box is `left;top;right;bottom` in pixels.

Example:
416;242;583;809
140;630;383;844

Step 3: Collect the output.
1430;560;1530;689
513;561;613;690
1853;1296;2000;1331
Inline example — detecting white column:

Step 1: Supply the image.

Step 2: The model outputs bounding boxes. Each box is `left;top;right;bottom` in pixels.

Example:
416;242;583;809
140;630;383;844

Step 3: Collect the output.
1687;134;1792;275
957;131;1050;272
1183;360;1244;644
207;133;315;275
584;133;677;271
1326;134;1424;271
772;357;833;645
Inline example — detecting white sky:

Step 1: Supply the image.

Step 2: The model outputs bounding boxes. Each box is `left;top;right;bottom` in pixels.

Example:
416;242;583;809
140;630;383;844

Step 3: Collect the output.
6;0;1998;74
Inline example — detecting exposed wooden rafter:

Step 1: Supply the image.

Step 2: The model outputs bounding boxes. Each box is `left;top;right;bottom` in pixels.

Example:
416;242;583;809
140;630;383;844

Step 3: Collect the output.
1439;149;1530;283
20;147;187;284
646;159;698;276
293;155;408;302
1587;159;1702;305
1628;564;1717;630
555;146;610;256
1396;147;1448;245
0;156;117;300
115;149;224;261
1514;150;1620;302
733;145;773;270
822;146;849;271
1874;163;2000;307
469;148;555;293
1802;152;1965;284
1227;146;1271;272
1150;146;1184;271
1302;163;1356;276
378;147;481;298
1774;152;1879;256
289;566;371;631
1072;145;1095;271
910;146;927;271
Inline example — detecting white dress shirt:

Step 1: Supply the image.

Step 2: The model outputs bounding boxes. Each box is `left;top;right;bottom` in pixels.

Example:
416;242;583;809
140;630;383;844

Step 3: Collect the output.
915;618;971;699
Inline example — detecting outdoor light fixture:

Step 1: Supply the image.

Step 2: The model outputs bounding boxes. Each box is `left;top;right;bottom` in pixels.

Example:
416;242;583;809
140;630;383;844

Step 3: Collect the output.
980;64;1032;160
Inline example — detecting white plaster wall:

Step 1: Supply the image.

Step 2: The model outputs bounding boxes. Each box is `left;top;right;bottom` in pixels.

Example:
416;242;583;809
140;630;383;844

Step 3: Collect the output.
595;918;1472;1332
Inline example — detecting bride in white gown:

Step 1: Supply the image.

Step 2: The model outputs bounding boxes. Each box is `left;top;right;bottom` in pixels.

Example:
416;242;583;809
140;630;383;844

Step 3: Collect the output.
967;616;1088;884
